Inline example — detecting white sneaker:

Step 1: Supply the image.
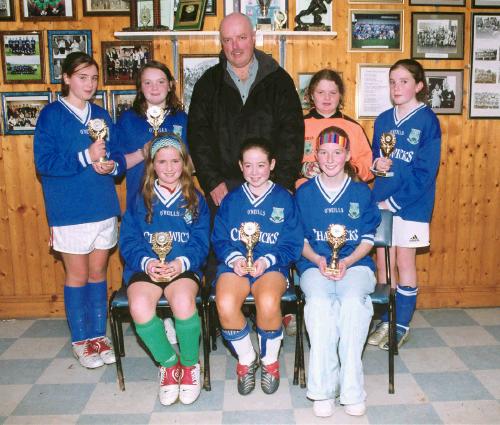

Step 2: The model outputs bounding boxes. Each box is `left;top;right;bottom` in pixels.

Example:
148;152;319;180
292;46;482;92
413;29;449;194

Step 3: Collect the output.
313;399;335;417
179;362;201;405
89;336;116;364
344;402;366;416
158;363;180;406
164;318;178;345
367;322;389;346
72;340;104;369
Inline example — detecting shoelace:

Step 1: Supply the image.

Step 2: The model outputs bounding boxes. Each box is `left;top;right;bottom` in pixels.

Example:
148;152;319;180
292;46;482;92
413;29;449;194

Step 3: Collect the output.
181;366;198;385
160;366;180;386
83;341;99;356
92;337;112;352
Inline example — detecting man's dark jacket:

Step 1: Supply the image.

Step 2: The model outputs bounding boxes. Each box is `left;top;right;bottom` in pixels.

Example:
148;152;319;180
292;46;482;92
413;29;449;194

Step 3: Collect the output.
187;49;304;193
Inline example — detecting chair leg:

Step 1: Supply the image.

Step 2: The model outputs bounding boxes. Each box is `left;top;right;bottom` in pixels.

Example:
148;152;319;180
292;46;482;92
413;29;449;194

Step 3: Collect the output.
209;301;218;351
388;287;396;394
110;308;125;391
201;301;211;391
297;297;306;388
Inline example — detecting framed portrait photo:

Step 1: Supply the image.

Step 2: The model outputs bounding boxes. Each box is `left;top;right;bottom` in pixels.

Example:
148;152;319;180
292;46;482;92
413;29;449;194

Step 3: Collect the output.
356;64;392;119
110;89;136;122
425;69;463;115
349;10;403;52
20;0;75;20
297;72;314;110
180;54;219;112
1;91;51;135
0;0;15;21
101;41;153;85
1;31;45;84
472;1;500;7
410;0;465;5
411;12;465;60
469;13;500;119
174;0;207;30
47;30;92;84
83;0;130;16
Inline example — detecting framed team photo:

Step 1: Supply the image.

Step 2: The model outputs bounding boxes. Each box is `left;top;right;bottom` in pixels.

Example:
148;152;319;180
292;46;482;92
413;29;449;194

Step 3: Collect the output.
1;91;51;135
47;30;92;84
469;13;500;119
0;0;15;20
56;90;108;110
180;54;219;112
349;10;403;52
356;64;392;119
83;0;130;16
110;89;136;122
425;69;463;115
472;0;500;7
1;31;45;84
410;0;465;5
101;41;153;85
411;12;465;60
19;0;75;20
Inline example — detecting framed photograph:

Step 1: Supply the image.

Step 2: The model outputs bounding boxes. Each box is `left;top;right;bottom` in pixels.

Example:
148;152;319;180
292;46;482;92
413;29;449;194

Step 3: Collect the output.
410;0;465;5
205;0;216;15
101;41;153;85
425;69;463;115
20;0;75;20
296;0;330;30
242;0;288;29
349;0;402;3
469;13;500;119
411;12;465;60
356;64;392;119
1;31;45;84
180;54;219;111
110;90;136;122
349;10;403;52
174;0;207;30
83;0;130;16
47;30;92;84
297;73;314;110
472;1;500;7
0;0;15;20
56;90;108;110
1;91;51;135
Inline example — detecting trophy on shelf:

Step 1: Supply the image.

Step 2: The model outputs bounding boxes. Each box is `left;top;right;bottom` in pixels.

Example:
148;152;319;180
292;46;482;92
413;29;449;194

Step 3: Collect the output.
151;232;173;283
371;133;396;177
294;0;332;31
239;222;261;273
146;105;167;137
273;10;287;30
325;224;347;276
256;0;272;30
87;118;109;163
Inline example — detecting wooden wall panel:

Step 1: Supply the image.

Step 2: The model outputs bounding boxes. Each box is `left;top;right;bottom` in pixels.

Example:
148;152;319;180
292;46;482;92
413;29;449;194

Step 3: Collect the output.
0;0;499;317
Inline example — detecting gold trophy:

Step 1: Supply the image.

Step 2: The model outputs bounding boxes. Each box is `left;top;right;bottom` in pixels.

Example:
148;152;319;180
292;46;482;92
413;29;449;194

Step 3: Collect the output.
372;133;396;177
146;105;167;137
239;222;261;273
256;0;272;30
325;224;347;276
87;118;109;163
151;232;173;283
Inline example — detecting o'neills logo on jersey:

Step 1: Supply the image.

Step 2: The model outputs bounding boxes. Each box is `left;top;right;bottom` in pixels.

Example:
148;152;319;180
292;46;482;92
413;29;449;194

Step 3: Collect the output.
145;231;189;243
160;210;181;217
149;127;170;134
80;129;90;135
313;228;358;242
230;228;279;244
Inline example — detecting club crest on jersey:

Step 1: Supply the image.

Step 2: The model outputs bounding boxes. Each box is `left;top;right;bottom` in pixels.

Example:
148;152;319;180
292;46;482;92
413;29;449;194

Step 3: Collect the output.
184;210;193;225
270;207;284;223
304;140;313;155
173;125;183;138
348;202;360;219
407;129;421;145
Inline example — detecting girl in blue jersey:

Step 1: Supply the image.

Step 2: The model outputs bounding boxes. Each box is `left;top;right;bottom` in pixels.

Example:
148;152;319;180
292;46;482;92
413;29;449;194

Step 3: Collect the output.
116;61;188;208
367;59;441;351
212;139;303;396
119;133;210;406
34;52;122;370
296;126;381;418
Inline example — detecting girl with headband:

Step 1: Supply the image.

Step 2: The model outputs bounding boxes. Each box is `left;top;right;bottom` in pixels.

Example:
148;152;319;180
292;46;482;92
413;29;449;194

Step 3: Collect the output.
119;133;210;406
295;126;380;418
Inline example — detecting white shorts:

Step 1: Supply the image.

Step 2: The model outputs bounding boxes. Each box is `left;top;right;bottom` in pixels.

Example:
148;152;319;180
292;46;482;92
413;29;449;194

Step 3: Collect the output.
392;216;429;248
50;217;118;254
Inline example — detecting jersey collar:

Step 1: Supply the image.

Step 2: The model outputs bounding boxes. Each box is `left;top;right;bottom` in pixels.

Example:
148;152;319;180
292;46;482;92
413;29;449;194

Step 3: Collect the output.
314;174;351;205
242;181;275;207
154;180;182;208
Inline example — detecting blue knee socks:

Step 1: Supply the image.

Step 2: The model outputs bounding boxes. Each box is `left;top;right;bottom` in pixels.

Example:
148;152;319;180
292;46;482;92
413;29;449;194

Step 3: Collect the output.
64;286;87;343
395;285;418;332
86;281;108;339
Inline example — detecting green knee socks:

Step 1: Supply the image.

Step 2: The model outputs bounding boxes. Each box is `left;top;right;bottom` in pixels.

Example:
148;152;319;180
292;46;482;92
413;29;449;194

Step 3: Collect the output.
135;316;177;367
175;312;201;366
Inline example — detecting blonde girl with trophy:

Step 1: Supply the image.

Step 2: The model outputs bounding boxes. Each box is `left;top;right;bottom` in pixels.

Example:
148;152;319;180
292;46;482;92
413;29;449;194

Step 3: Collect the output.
119;134;210;406
368;59;441;351
211;139;303;396
295;126;381;418
34;52;123;370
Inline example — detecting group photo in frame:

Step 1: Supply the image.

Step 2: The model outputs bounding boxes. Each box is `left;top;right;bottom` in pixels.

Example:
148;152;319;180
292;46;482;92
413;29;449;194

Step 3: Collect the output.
1;91;51;135
472;1;500;7
469;13;500;119
110;89;136;122
409;0;465;5
180;54;219;111
425;69;463;115
83;0;130;16
356;64;392;119
48;30;92;84
20;0;75;20
101;41;153;85
349;10;403;52
0;0;15;20
174;0;207;30
0;31;44;84
411;12;465;60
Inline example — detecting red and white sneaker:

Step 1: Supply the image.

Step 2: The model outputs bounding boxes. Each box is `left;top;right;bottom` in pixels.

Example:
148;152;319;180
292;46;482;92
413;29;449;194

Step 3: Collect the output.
158;362;180;406
72;340;104;369
89;336;116;365
282;314;297;336
179;362;201;405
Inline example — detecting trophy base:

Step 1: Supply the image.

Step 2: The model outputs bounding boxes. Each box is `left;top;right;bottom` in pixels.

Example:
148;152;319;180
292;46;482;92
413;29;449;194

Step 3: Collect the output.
243;266;256;273
308;24;330;31
371;168;394;178
324;267;340;276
